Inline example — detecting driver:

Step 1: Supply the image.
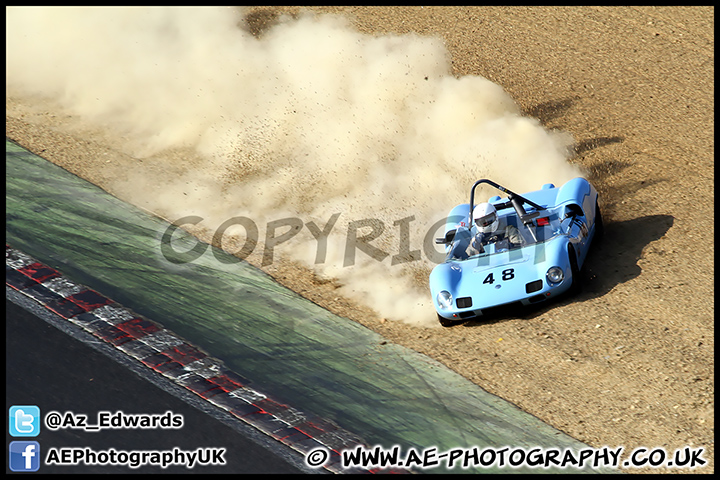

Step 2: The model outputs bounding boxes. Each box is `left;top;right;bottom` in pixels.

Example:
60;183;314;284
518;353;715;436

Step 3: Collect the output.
470;203;524;252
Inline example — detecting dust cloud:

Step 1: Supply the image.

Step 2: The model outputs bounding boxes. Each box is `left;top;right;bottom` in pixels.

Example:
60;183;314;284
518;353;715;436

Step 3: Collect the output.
6;7;583;326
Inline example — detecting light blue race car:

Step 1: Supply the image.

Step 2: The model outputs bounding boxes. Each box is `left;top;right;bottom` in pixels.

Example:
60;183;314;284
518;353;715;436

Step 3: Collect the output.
430;177;603;327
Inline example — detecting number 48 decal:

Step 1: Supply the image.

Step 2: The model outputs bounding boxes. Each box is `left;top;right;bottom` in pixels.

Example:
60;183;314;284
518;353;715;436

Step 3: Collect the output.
483;268;515;285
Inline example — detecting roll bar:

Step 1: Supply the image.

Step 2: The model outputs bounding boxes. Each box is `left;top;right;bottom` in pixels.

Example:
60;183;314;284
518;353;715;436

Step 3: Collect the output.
469;179;544;227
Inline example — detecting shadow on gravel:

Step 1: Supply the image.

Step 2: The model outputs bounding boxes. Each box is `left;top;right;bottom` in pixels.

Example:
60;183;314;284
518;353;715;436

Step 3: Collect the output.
460;214;674;327
573;136;625;157
523;97;578;124
523;97;625;158
579;214;674;295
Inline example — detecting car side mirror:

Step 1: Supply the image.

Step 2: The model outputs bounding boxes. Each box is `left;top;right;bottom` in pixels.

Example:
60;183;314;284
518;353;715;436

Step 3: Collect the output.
563;204;584;220
435;229;457;245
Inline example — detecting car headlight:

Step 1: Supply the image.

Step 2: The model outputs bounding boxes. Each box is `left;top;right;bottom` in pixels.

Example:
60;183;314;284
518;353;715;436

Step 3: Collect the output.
546;266;564;284
437;290;453;310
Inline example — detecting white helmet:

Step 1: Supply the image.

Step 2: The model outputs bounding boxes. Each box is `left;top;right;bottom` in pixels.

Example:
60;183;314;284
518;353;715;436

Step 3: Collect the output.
473;203;499;234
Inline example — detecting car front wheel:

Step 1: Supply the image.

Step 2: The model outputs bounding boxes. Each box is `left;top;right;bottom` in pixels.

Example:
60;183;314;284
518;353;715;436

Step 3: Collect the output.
594;203;604;242
438;314;459;327
568;244;581;295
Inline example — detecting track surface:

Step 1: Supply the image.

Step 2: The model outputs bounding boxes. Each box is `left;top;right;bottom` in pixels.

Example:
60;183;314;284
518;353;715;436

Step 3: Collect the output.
5;295;305;474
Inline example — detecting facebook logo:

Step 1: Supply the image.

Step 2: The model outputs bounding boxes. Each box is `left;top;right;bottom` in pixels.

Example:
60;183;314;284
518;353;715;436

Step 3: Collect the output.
9;441;41;472
9;405;40;437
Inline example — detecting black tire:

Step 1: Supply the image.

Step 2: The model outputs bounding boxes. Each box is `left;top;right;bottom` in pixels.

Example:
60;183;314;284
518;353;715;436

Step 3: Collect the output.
594;202;604;242
438;314;458;327
568;244;582;296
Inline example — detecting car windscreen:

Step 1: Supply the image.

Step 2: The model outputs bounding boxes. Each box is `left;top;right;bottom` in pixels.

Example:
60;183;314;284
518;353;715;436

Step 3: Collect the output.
444;207;565;262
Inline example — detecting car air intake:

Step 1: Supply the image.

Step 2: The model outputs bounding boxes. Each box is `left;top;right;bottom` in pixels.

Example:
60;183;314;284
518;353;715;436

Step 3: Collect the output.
456;297;473;308
525;280;543;294
528;294;547;304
